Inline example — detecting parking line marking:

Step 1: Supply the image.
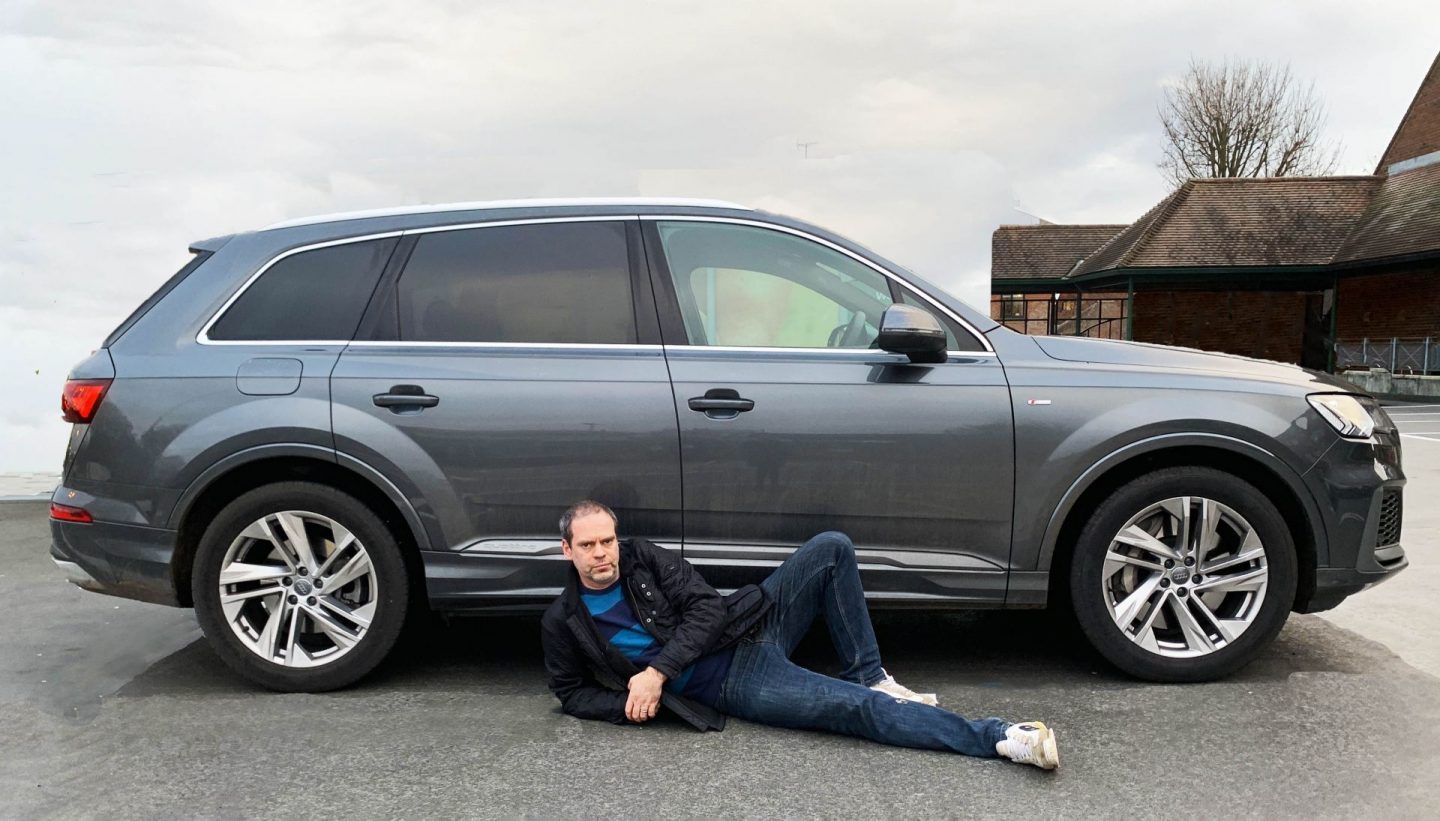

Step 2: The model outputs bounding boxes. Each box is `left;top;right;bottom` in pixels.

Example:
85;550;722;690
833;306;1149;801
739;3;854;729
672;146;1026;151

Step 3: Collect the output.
1385;404;1440;409
1400;434;1440;443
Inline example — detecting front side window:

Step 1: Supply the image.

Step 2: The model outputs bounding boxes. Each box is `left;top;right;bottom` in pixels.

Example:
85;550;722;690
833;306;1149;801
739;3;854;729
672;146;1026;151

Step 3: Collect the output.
396;221;636;344
657;222;895;348
208;238;397;342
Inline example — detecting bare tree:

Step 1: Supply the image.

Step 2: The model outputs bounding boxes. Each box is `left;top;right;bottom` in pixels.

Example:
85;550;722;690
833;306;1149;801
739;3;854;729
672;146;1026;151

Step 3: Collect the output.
1159;58;1340;187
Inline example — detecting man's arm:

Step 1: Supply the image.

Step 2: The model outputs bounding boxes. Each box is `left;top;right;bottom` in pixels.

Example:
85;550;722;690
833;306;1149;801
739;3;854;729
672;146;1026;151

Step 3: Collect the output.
643;543;726;681
541;616;629;724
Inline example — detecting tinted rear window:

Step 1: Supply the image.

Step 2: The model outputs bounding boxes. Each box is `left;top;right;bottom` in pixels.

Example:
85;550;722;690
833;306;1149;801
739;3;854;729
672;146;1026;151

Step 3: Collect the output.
207;238;397;342
396;221;635;344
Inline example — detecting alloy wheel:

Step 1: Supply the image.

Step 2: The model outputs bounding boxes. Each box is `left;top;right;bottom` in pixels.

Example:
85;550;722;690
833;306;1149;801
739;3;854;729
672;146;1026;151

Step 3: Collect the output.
217;510;378;668
1102;496;1269;658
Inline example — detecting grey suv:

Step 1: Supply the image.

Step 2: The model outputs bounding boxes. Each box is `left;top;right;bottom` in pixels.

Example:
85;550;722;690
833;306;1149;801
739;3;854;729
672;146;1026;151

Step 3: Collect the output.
51;198;1407;691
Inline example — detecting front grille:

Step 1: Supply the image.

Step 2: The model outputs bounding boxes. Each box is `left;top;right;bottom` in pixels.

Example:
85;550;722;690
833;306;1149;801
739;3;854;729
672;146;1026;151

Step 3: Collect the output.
1377;489;1403;547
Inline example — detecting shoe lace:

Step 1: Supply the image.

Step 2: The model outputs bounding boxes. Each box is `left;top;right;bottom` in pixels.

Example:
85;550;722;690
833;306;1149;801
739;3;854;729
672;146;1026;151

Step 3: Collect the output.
1003;728;1040;763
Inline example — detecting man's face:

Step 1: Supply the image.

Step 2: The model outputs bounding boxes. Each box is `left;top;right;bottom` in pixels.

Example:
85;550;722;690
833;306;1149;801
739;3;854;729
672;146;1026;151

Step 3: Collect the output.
562;511;620;590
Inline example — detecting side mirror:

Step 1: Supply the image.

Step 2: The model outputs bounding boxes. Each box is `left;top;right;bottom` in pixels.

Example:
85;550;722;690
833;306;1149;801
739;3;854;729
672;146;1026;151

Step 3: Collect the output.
876;304;948;364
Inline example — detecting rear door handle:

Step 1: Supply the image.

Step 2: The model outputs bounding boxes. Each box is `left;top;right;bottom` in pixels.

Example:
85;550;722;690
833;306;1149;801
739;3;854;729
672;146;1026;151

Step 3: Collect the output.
373;385;440;412
688;398;755;412
688;389;754;419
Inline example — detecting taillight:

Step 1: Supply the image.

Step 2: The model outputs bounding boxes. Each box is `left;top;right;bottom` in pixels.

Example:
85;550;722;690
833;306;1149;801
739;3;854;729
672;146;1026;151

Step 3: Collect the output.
61;379;111;424
50;502;93;523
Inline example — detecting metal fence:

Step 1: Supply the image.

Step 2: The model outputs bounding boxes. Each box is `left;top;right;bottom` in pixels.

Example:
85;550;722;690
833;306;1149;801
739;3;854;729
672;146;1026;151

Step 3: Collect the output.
1335;338;1438;374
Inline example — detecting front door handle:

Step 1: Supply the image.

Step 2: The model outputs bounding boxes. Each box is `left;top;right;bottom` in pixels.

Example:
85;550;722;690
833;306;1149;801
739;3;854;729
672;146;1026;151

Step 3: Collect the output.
688;388;754;419
373;384;440;412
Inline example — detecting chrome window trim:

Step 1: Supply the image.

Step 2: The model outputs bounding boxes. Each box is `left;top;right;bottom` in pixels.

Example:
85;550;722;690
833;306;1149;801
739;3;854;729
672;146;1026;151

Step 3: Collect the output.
662;345;996;358
198;213;996;353
456;538;682;556
641;214;995;354
199;339;354;347
681;542;1003;572
197;217;638;347
196;231;405;346
346;341;663;351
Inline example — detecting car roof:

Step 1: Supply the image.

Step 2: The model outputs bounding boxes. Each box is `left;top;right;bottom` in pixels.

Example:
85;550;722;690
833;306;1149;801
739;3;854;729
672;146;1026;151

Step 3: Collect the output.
261;197;752;231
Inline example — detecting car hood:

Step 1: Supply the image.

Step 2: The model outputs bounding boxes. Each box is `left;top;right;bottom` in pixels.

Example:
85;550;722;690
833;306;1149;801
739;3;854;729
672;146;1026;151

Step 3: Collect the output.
1031;336;1363;393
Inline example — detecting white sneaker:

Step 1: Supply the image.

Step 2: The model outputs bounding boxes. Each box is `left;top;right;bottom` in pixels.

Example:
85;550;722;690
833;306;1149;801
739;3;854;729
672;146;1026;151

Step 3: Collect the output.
869;668;939;706
996;721;1060;770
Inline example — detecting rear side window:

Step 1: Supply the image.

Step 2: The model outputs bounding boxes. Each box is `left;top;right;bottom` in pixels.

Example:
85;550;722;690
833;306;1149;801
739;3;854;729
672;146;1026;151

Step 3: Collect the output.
396;221;635;344
207;238;398;342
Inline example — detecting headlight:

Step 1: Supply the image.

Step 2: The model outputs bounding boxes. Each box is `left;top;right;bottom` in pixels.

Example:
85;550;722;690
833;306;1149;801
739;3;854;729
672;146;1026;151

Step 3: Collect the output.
1307;394;1375;440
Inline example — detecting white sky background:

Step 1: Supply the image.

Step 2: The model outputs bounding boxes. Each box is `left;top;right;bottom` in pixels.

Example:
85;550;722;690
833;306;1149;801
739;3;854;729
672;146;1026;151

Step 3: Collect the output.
1;1;1437;472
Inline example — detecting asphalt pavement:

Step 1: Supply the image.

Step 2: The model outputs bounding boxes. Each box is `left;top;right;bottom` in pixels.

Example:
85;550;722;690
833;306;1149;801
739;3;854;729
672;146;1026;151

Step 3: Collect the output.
3;426;1439;819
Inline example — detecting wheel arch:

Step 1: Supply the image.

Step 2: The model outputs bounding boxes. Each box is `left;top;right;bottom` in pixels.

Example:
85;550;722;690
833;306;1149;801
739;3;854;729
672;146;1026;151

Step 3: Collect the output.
1039;434;1326;612
169;445;431;609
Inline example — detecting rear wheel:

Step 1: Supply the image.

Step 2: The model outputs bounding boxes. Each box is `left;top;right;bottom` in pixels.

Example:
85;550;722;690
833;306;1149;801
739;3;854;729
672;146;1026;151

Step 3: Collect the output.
1069;467;1297;682
192;481;409;691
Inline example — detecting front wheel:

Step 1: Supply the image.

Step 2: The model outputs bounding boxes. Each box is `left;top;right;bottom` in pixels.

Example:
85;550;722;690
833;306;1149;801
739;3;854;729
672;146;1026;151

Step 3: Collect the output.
192;482;410;692
1070;467;1297;682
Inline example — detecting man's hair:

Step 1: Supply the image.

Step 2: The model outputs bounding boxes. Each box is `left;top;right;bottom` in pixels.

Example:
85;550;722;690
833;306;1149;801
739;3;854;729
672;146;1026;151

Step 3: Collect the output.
559;500;618;543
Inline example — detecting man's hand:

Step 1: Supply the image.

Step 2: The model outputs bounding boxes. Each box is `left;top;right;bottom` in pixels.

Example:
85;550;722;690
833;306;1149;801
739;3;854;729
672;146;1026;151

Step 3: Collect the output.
625;667;667;723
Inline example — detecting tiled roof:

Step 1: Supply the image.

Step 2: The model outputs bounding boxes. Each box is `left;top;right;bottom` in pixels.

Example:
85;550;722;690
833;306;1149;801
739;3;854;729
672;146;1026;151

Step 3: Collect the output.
991;224;1127;280
991;53;1440;286
1334;160;1440;263
1068;176;1384;277
1065;189;1187;276
1376;50;1440;173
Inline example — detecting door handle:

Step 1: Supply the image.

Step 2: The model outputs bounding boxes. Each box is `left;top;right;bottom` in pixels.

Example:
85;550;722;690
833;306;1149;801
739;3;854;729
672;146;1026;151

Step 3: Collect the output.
688;389;754;418
373;385;440;412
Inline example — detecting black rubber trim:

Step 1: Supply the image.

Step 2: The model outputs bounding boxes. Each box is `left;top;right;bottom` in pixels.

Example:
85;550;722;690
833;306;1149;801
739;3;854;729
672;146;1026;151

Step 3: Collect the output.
352;235;417;342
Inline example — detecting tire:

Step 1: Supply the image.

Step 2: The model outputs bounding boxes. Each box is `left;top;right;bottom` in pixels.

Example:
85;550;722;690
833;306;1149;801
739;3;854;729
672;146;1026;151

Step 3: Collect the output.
192;481;410;692
1069;466;1297;682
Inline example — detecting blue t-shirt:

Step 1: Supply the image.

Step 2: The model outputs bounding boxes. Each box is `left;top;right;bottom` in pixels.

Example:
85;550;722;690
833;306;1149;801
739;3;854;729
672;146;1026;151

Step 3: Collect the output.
580;580;732;708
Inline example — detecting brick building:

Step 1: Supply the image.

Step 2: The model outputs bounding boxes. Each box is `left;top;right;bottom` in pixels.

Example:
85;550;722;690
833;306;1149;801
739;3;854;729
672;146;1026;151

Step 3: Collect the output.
991;51;1440;373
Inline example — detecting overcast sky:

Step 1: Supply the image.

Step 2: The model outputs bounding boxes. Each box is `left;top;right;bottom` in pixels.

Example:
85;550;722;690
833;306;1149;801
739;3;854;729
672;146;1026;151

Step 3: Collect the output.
2;1;1437;472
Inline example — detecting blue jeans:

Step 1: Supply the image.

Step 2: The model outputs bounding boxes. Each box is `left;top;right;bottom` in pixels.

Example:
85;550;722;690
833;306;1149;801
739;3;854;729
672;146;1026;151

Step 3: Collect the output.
715;531;1009;757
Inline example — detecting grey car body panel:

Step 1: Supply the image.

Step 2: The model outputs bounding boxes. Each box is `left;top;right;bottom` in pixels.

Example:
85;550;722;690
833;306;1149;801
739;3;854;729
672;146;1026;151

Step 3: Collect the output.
659;346;1012;604
1030;334;1362;392
49;517;179;606
987;327;1405;609
66;345;340;528
53;201;1405;615
188;233;235;253
331;345;684;598
167;443;343;528
68;348;117;380
992;329;1339;559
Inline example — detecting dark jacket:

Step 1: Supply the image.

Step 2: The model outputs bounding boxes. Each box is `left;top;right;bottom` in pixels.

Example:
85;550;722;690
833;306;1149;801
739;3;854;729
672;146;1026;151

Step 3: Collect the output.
541;538;771;731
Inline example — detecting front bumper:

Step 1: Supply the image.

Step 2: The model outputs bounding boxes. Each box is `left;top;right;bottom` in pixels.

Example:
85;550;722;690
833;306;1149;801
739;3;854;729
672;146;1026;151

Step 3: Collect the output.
1300;546;1407;613
50;516;182;606
1295;429;1407;613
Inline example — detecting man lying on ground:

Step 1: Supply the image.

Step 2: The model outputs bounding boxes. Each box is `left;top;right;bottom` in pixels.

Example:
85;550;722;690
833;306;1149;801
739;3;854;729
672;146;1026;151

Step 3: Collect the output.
540;500;1060;769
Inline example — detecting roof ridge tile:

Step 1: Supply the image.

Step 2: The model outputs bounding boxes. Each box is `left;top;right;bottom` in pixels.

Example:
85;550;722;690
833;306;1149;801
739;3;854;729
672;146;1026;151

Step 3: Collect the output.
1113;182;1193;269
